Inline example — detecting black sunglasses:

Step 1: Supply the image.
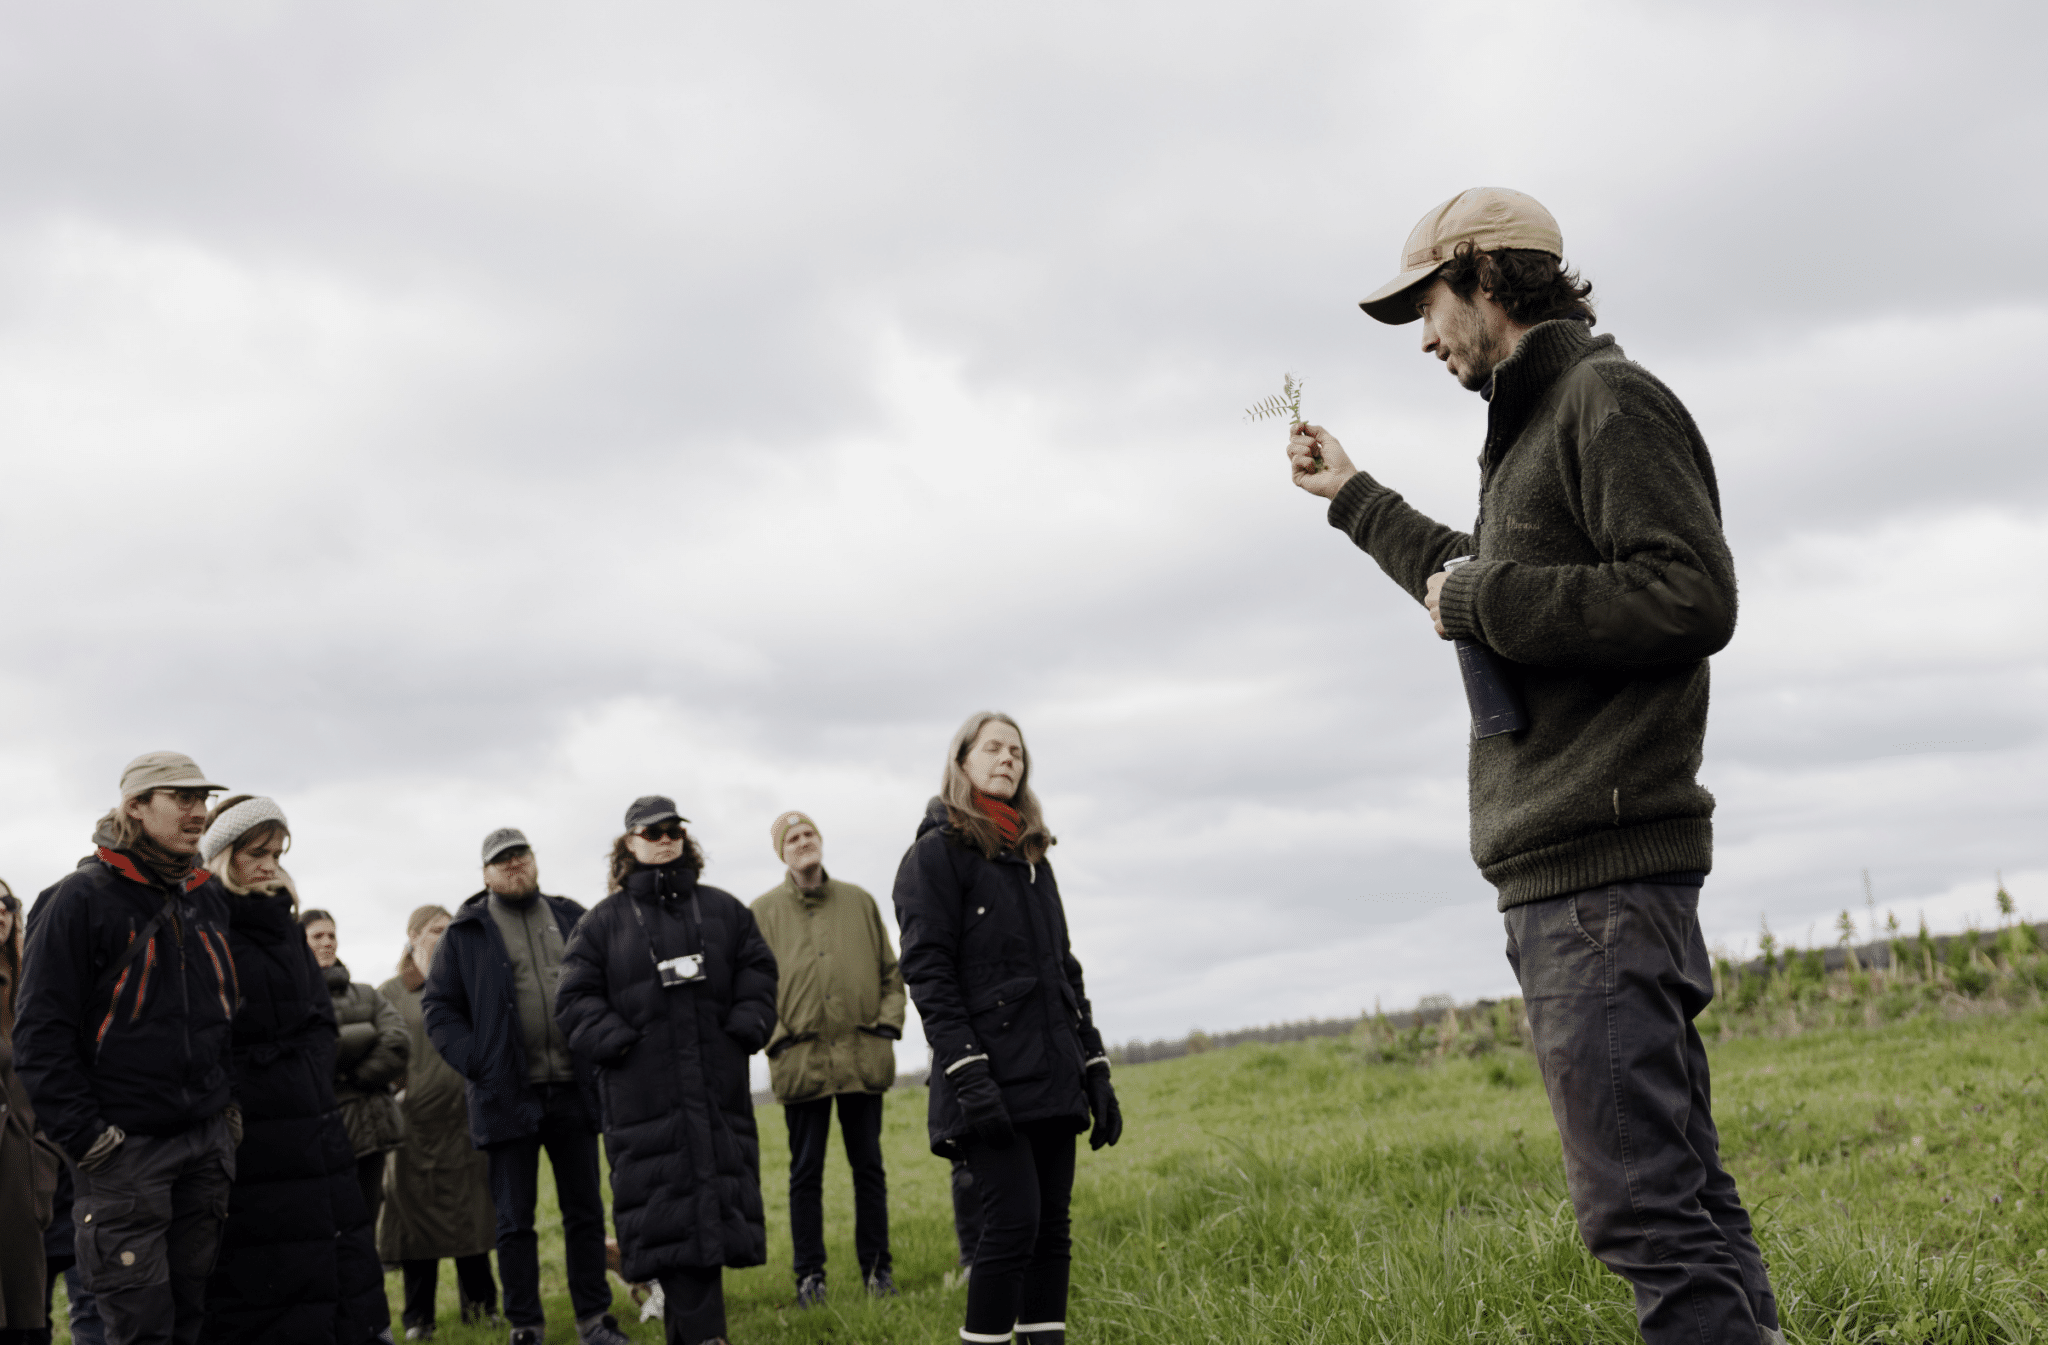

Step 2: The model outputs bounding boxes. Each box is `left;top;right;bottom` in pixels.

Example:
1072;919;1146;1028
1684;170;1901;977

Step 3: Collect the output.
635;822;687;842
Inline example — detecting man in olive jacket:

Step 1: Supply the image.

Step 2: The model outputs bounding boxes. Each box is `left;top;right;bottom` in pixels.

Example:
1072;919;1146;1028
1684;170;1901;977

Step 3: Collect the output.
1287;189;1782;1345
750;811;906;1307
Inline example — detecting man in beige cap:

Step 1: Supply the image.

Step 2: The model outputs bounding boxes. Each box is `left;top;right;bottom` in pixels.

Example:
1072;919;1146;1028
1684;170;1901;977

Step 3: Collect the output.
15;752;241;1345
1286;191;1780;1345
750;812;905;1308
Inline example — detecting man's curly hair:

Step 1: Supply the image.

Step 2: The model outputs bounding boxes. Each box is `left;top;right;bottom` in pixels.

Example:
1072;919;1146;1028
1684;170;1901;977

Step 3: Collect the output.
1439;239;1596;326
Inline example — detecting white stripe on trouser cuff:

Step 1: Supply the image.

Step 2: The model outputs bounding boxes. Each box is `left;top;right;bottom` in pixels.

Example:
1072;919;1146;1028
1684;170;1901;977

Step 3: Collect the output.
960;1330;1013;1343
1015;1323;1066;1333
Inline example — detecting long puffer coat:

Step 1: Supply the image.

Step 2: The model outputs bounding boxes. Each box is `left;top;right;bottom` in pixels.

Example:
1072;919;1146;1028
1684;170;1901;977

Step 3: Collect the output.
892;797;1109;1155
203;889;389;1344
376;968;496;1262
1;967;65;1333
555;861;778;1282
323;962;407;1158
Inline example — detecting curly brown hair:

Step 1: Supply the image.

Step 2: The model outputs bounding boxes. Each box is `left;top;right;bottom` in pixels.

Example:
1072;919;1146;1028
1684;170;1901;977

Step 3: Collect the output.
1439;240;1595;326
607;828;707;893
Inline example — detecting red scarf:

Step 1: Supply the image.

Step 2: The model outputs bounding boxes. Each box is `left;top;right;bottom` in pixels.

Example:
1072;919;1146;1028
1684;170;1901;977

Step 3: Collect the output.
972;792;1023;849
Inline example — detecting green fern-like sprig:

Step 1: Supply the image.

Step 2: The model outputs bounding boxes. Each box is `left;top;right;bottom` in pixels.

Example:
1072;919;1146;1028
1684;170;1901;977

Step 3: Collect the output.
1244;372;1303;424
1247;373;1322;471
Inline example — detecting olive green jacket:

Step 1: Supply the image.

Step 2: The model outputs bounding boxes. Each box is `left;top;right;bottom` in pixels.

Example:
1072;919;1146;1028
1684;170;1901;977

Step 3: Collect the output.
750;874;906;1105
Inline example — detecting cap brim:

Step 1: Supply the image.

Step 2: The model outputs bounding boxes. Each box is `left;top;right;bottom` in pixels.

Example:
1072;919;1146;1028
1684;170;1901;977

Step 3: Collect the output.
131;776;225;796
634;813;689;828
1358;263;1441;325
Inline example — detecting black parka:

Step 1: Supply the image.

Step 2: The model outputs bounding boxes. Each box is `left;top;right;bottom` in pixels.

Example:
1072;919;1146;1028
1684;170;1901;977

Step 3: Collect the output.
892;798;1108;1156
16;850;237;1158
422;890;597;1148
554;863;778;1282
202;889;388;1345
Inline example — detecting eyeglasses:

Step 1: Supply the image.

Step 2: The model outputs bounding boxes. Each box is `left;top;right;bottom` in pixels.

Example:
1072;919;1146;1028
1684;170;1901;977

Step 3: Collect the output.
635;822;687;842
488;846;533;865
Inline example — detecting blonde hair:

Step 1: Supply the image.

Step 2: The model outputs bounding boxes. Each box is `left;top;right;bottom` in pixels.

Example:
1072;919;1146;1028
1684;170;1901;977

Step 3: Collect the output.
201;794;292;897
941;710;1053;863
398;904;454;988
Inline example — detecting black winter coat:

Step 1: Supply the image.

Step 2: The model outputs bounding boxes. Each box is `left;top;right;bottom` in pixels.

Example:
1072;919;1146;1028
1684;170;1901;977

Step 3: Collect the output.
893;798;1108;1155
16;850;237;1158
555;863;778;1281
202;890;387;1345
422;891;598;1148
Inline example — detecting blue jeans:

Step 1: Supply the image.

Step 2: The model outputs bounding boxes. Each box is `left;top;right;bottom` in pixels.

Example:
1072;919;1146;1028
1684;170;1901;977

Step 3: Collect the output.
65;1264;106;1345
484;1083;611;1328
1505;880;1779;1345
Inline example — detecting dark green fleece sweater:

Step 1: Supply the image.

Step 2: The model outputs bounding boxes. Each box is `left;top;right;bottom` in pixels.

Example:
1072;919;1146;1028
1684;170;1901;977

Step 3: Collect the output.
1328;319;1736;909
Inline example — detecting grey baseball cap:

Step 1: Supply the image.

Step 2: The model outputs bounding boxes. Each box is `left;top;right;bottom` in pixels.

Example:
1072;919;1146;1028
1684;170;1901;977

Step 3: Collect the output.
481;827;532;865
119;751;224;801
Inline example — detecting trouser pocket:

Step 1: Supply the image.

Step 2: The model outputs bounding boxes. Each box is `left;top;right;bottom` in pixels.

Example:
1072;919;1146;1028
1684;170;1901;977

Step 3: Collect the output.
75;1186;167;1293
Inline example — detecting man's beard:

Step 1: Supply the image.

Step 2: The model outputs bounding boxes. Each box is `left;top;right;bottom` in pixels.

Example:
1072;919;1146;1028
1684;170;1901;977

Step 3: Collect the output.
1455;326;1514;392
486;871;541;899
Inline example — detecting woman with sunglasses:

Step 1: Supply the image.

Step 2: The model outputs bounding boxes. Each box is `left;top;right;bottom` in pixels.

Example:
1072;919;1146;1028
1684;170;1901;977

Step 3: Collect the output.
892;711;1122;1345
555;797;778;1345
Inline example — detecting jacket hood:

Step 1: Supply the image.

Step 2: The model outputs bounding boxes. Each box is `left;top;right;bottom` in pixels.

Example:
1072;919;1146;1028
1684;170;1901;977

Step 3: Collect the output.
623;861;700;903
917;795;949;839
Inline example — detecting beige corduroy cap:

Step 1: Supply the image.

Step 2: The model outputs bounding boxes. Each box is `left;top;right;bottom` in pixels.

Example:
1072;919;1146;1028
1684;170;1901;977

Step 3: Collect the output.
1359;188;1564;325
769;811;818;860
119;751;224;801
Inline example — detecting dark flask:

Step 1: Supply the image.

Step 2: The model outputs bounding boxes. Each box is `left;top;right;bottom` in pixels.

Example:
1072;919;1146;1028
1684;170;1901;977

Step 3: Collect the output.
1443;556;1527;740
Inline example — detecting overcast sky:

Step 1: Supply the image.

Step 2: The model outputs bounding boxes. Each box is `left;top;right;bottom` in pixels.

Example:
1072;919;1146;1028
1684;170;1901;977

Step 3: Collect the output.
2;2;2042;1072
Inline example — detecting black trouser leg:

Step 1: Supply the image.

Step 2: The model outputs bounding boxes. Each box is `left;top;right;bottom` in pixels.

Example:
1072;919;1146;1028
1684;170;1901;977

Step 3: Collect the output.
1506;881;1777;1345
949;1157;983;1266
401;1259;438;1329
836;1093;891;1278
657;1267;725;1345
961;1120;1075;1342
355;1153;386;1243
783;1098;833;1280
454;1252;498;1318
486;1131;545;1328
539;1087;613;1323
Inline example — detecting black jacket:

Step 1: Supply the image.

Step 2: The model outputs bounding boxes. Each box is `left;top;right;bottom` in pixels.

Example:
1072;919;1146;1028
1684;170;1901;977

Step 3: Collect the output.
202;890;387;1345
422;890;597;1148
554;863;778;1280
16;849;238;1158
892;799;1107;1155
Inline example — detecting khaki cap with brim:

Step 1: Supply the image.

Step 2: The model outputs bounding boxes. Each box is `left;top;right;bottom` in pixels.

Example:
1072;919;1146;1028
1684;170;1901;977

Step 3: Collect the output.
1359;187;1564;325
119;751;224;801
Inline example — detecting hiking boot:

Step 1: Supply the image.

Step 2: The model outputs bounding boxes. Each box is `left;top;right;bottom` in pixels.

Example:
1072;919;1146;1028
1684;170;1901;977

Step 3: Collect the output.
795;1270;828;1308
508;1330;542;1345
1015;1325;1066;1345
866;1268;899;1297
575;1312;633;1345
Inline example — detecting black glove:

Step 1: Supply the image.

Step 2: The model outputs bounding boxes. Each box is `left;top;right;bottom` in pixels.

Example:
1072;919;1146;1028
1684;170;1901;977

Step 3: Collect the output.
857;1024;901;1040
1085;1064;1122;1150
951;1059;1014;1149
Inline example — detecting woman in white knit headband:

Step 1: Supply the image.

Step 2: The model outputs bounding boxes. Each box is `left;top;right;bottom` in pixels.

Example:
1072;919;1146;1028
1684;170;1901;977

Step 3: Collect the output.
196;795;395;1343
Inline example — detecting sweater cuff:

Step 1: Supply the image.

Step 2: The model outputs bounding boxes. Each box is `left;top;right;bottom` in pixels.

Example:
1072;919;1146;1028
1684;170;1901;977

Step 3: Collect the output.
1325;471;1390;541
1437;560;1489;642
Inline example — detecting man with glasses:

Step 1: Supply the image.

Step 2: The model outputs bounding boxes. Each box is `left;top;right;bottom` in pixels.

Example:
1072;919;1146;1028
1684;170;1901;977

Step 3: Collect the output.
424;829;626;1345
15;753;245;1345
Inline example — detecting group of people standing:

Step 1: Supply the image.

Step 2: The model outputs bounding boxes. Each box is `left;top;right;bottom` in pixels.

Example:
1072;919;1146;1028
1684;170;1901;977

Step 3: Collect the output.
0;709;1124;1345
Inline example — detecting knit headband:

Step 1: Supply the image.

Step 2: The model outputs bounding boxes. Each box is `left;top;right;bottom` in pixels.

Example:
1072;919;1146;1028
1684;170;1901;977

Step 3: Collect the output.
200;796;289;864
769;811;818;860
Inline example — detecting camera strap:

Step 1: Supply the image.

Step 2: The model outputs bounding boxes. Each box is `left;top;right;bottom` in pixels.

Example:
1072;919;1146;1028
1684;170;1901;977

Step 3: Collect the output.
626;878;702;972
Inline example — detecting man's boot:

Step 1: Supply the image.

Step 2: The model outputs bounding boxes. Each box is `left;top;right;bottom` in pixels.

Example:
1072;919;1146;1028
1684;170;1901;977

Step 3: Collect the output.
1015;1323;1065;1345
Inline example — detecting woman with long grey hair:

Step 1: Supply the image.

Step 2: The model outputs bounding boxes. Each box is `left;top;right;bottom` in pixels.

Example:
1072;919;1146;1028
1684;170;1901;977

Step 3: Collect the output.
891;711;1121;1345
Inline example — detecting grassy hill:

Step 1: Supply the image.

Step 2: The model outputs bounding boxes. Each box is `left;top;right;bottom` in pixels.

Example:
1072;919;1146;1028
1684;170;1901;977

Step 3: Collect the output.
51;1001;2048;1342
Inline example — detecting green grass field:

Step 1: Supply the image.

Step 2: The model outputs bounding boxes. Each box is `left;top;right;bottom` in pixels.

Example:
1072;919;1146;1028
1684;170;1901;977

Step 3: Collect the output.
51;1002;2048;1343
